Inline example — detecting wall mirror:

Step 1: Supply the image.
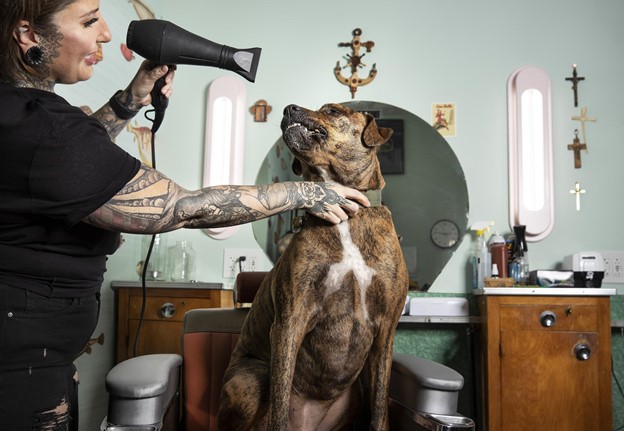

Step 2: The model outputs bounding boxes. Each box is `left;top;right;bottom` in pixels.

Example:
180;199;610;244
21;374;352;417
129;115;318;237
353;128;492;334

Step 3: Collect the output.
252;101;469;290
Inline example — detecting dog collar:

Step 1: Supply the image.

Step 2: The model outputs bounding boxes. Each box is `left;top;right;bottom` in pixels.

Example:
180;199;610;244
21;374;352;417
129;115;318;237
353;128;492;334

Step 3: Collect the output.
363;189;382;207
290;189;383;232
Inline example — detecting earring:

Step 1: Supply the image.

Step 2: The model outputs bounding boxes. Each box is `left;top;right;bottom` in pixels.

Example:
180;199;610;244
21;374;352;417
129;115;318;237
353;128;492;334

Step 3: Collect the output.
24;45;44;67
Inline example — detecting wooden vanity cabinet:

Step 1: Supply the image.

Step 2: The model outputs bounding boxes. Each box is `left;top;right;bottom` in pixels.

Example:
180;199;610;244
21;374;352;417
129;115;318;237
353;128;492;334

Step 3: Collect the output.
112;282;234;363
478;294;612;431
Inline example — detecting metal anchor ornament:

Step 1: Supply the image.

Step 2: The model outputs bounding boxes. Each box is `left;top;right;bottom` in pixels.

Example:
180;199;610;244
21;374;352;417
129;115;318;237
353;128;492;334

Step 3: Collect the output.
334;28;377;99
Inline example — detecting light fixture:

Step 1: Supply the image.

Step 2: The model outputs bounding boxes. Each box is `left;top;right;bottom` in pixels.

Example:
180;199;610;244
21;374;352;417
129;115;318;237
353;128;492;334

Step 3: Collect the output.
508;66;554;242
202;76;247;239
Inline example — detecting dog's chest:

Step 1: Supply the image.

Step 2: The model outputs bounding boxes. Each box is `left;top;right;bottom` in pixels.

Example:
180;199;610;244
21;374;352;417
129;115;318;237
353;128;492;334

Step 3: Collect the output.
323;222;376;319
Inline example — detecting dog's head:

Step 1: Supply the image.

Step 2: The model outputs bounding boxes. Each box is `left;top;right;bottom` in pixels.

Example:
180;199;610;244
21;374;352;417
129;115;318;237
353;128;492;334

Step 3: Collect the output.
280;103;393;190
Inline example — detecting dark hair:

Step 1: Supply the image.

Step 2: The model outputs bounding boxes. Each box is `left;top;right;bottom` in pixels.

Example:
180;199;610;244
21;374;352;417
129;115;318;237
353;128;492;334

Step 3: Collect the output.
0;0;76;84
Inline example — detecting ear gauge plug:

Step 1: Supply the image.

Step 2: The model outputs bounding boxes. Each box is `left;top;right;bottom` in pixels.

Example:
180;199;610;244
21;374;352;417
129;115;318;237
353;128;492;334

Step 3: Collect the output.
24;45;44;67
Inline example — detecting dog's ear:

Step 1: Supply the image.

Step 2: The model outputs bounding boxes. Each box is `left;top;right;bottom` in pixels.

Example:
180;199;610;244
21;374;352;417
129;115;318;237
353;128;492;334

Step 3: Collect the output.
291;158;303;176
363;114;393;148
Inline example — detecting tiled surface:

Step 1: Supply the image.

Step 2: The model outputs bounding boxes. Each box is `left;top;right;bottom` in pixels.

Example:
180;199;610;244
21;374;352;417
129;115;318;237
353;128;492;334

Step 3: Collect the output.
611;295;624;431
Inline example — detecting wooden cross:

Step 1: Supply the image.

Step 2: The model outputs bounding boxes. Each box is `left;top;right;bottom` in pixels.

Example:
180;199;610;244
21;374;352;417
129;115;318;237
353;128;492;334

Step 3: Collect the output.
567;129;587;169
569;181;586;211
571;106;596;151
565;64;585;107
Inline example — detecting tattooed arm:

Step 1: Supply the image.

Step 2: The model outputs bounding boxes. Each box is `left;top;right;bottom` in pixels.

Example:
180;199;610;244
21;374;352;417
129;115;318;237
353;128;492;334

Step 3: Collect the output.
83;164;369;234
92;62;175;140
91;89;143;138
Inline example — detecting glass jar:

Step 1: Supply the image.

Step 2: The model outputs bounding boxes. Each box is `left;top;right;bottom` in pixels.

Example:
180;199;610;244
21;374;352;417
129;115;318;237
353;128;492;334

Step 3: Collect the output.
168;240;196;282
137;234;168;280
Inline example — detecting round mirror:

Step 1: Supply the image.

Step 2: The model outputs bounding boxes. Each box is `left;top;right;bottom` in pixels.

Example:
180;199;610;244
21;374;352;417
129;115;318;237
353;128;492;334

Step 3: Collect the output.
252;101;469;290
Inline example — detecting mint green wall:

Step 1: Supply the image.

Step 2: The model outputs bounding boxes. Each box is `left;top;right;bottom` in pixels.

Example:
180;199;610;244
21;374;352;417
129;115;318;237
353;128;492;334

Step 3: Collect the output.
116;0;624;296
63;0;624;428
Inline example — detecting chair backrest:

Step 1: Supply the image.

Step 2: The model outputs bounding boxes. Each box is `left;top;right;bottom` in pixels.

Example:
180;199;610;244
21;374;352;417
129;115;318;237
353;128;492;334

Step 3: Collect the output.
182;271;267;431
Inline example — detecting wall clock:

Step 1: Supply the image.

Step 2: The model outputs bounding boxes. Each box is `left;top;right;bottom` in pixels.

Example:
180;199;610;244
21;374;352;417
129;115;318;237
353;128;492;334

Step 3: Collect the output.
430;219;460;249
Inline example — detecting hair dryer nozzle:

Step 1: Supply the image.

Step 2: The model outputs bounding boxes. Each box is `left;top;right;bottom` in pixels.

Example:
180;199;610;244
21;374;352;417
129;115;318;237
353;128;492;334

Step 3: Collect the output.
127;19;261;82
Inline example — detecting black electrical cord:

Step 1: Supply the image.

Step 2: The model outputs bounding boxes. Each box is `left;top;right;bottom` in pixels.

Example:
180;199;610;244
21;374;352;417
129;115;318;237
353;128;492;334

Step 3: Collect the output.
134;231;155;357
132;107;161;358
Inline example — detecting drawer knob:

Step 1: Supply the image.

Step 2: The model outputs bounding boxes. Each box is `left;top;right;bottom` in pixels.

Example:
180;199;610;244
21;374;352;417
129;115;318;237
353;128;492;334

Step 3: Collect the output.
540;311;556;327
161;302;176;318
574;343;591;361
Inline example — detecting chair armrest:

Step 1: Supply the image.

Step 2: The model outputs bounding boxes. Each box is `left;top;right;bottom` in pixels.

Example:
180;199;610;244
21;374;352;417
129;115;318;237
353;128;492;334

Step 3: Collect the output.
106;354;182;399
105;354;182;427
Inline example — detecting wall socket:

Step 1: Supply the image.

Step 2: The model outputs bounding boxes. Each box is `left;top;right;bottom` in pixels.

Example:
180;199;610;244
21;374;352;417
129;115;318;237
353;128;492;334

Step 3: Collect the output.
601;250;624;283
223;248;261;278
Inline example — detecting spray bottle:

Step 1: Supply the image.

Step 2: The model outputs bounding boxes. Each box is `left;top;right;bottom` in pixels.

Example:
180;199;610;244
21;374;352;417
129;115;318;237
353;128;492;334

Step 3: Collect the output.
470;221;492;289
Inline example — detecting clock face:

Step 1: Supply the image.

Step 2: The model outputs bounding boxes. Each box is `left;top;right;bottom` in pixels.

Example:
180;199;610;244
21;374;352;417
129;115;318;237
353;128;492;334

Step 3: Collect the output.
430;219;460;249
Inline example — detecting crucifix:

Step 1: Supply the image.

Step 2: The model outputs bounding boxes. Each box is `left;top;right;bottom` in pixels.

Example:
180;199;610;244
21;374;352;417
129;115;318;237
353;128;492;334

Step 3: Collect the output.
569;181;586;211
565;64;585;107
567;129;587;169
571;106;596;151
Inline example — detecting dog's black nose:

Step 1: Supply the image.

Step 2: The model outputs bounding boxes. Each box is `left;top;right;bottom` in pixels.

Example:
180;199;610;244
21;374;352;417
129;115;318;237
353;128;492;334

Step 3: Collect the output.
283;104;301;115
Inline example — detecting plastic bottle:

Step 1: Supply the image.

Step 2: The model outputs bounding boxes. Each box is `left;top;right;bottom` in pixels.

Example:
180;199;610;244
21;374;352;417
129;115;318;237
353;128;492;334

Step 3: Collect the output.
470;222;492;289
169;241;196;282
488;230;509;279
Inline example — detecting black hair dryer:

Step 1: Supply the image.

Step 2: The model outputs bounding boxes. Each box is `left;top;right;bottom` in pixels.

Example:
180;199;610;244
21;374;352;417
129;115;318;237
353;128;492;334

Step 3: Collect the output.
126;19;261;132
126;19;261;82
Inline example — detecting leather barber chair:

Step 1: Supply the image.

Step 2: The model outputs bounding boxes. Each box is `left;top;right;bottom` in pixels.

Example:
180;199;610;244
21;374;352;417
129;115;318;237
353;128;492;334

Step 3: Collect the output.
103;272;474;431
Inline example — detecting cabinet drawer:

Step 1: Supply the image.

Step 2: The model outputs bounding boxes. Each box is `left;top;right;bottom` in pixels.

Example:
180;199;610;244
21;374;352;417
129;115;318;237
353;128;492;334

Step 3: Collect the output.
500;304;598;332
128;296;216;321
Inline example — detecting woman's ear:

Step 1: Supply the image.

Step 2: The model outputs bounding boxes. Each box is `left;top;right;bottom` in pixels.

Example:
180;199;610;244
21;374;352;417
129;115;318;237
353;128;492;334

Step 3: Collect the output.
13;20;39;53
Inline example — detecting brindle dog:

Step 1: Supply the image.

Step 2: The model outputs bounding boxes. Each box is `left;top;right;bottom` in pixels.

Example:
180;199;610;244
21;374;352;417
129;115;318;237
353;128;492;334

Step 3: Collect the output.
217;103;409;430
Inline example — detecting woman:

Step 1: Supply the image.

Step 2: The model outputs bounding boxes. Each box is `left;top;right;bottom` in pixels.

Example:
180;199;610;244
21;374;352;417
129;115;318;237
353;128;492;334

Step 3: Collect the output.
0;1;368;429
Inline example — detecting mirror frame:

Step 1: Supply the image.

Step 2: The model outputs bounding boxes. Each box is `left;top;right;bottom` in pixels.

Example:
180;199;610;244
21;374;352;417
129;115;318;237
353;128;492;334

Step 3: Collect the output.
507;66;554;242
202;76;247;240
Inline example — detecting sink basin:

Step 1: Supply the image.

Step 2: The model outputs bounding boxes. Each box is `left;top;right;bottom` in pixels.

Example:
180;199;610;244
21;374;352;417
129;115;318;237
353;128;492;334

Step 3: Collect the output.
408;297;469;317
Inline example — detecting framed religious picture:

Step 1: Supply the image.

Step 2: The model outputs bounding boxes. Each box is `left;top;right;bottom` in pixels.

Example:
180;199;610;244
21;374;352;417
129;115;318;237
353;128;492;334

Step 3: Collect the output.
376;119;404;174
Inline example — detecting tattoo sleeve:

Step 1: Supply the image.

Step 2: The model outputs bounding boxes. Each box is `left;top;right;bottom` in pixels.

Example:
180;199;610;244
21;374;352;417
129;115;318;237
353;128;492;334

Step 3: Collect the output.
83;164;344;234
92;90;142;140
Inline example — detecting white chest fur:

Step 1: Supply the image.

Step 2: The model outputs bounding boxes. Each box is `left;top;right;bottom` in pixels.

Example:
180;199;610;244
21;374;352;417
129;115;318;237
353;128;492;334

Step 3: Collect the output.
323;222;376;320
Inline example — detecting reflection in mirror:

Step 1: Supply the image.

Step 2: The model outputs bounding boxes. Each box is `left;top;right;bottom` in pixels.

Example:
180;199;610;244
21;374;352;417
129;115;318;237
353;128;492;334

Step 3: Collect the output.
253;101;469;290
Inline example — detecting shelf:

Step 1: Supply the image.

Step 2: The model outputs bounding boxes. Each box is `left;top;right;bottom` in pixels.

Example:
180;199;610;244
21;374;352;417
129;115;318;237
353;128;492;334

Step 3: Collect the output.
473;287;617;296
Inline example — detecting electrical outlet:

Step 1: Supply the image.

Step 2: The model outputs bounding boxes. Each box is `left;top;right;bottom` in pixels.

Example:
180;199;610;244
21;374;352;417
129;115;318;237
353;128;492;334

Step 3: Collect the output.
601;251;624;283
223;248;261;278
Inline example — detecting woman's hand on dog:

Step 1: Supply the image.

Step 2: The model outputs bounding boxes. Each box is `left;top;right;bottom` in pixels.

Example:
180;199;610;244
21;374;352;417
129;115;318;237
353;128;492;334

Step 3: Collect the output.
305;183;370;224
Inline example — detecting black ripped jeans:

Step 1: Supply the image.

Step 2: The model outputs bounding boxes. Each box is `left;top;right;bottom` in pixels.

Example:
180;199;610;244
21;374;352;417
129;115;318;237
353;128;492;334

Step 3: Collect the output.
0;284;100;431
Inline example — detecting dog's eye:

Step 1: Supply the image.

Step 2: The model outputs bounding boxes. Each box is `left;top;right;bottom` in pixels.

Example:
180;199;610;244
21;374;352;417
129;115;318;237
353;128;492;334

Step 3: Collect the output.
324;108;340;115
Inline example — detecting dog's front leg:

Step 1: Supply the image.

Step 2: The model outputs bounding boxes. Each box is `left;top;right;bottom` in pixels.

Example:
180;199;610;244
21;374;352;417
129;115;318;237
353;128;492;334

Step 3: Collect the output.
366;326;397;431
267;312;310;430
